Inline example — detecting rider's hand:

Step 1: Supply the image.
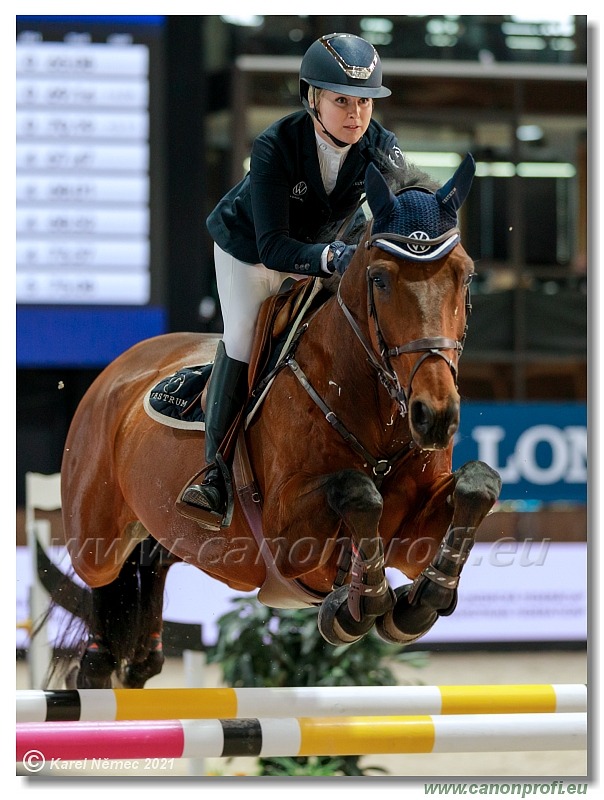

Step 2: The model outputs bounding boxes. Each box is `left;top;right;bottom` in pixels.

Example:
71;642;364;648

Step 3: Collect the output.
327;241;357;275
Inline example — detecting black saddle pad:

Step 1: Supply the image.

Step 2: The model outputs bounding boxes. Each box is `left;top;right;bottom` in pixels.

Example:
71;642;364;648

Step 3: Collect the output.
144;364;213;429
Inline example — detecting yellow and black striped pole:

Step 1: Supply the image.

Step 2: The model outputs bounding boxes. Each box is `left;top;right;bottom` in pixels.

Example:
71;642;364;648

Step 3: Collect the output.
17;684;587;723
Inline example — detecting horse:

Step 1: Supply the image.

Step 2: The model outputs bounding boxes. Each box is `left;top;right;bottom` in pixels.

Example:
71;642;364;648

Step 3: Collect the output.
57;154;501;689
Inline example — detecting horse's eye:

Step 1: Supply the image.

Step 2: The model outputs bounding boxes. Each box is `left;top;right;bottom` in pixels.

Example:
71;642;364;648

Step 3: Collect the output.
464;273;475;287
372;273;387;290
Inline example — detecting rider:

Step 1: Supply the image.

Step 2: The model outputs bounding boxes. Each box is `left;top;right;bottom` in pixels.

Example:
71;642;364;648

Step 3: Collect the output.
182;32;405;518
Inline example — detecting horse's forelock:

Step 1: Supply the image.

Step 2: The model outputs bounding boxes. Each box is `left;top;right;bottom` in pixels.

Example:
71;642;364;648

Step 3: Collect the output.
379;154;440;195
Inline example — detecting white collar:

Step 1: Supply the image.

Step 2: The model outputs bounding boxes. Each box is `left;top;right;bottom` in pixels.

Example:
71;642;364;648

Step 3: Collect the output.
315;131;351;194
314;131;351;161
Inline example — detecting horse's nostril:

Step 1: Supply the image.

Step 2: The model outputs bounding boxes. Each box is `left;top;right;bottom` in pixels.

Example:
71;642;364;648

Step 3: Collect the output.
411;400;433;434
411;399;460;447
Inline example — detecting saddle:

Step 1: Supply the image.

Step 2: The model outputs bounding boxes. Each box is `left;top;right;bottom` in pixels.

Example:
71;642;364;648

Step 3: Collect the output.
245;275;325;426
172;274;323;517
145;277;324;431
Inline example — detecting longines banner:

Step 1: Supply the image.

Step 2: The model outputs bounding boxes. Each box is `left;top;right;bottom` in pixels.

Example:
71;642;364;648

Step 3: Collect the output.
452;402;587;503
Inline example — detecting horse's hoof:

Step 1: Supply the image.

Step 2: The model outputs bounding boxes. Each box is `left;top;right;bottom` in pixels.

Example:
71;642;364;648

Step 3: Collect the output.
76;648;116;689
121;651;165;688
375;584;439;645
317;585;375;646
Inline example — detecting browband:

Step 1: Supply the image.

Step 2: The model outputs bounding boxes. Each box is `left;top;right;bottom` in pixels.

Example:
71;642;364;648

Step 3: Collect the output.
366;228;460;262
366;228;460;249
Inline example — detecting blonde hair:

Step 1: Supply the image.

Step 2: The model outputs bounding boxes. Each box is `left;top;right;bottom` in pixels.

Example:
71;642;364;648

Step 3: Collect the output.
309;86;324;111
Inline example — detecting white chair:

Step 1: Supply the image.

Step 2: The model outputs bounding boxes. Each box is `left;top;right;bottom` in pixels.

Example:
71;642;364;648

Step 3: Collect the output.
24;472;62;689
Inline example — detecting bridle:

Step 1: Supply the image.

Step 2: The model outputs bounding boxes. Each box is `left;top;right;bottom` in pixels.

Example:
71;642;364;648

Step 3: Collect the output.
335;226;472;418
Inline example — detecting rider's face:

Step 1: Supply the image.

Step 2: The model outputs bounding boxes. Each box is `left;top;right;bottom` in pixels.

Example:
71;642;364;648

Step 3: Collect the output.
312;90;373;146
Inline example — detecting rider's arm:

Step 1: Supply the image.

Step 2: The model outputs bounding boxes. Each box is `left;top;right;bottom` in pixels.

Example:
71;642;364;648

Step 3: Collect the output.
250;133;331;277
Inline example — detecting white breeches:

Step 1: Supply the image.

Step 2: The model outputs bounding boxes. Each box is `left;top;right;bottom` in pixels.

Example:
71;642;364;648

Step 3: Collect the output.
214;243;305;363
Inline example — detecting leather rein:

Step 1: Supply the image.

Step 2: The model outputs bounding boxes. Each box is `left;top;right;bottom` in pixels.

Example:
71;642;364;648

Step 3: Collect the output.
284;227;471;487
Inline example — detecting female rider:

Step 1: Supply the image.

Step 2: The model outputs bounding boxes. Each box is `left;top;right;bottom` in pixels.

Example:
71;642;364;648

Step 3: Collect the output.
182;32;405;522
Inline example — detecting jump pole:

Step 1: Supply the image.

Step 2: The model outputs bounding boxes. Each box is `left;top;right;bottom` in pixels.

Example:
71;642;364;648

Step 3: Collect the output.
16;683;587;723
16;712;587;762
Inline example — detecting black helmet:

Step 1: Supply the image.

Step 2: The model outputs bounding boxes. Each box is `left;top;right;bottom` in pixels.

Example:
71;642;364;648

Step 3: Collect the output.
300;33;391;101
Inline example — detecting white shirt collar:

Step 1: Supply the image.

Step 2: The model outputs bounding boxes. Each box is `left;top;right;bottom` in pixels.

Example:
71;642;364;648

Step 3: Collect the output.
315;132;351;195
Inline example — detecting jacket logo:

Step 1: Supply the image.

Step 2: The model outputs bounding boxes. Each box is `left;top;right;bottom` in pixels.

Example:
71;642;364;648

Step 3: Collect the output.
292;181;308;197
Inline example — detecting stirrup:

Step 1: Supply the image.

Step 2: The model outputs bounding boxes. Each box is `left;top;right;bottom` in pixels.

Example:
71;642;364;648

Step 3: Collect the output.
181;481;225;513
176;475;226;531
176;449;235;530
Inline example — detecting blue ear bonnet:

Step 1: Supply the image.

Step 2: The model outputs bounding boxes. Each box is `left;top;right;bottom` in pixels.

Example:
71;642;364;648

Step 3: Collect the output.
375;187;459;261
365;153;476;262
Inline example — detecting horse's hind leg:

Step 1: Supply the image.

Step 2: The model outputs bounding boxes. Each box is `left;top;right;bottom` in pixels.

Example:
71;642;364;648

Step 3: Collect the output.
119;540;177;688
76;578;127;689
377;460;501;644
317;469;395;645
76;539;176;689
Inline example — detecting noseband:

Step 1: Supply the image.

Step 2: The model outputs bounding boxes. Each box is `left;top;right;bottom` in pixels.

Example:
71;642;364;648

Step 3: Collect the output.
336;231;470;418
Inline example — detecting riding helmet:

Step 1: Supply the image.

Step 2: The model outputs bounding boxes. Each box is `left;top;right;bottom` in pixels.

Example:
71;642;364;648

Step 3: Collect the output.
299;33;391;101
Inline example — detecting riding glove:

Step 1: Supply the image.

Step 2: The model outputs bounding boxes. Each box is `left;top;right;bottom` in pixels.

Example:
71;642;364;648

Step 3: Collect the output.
328;241;357;275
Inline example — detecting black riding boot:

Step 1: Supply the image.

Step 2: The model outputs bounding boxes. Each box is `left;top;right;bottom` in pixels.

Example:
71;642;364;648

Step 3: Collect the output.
181;340;248;513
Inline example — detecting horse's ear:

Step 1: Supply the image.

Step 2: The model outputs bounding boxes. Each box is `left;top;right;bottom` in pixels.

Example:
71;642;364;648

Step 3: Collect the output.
435;153;476;215
365;163;397;221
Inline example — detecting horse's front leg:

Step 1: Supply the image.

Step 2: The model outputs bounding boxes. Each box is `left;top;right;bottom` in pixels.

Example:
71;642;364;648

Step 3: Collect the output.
317;469;395;646
377;460;501;644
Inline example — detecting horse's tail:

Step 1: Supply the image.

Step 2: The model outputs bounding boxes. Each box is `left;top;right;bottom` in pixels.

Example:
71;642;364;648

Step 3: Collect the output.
87;542;160;673
34;540;163;688
31;540;92;688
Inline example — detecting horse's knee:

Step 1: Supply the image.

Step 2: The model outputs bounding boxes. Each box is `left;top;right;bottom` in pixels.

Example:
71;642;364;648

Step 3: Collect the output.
326;469;383;516
453;460;501;520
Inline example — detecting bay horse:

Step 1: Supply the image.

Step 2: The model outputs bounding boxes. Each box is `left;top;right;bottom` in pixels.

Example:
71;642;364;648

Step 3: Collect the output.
58;154;501;689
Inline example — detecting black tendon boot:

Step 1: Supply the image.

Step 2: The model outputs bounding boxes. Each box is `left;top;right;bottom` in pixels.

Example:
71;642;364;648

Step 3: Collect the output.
181;340;248;515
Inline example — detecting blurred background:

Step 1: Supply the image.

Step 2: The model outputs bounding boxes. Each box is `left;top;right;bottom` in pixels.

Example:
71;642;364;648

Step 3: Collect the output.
16;15;588;656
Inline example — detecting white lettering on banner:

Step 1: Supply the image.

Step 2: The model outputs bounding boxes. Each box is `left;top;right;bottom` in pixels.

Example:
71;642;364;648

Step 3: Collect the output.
472;425;587;485
565;426;588;482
